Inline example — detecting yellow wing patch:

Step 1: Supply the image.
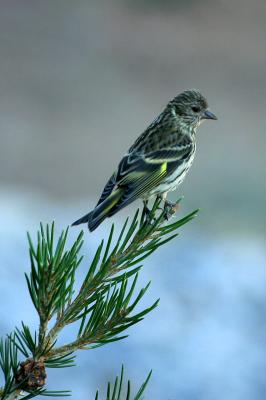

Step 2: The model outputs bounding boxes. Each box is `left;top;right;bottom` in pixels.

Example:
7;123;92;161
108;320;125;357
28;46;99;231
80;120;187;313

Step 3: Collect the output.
160;162;167;173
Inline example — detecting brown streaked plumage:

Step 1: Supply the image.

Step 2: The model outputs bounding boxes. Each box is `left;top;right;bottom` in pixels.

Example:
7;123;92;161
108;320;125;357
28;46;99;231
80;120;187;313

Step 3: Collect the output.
72;89;217;231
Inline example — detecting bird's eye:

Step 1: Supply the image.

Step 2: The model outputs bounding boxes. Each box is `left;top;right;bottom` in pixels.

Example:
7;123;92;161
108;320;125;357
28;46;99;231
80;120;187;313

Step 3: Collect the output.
191;106;200;113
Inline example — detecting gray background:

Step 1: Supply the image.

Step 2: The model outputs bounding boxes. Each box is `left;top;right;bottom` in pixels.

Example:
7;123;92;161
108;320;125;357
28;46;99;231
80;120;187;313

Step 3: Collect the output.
0;1;266;399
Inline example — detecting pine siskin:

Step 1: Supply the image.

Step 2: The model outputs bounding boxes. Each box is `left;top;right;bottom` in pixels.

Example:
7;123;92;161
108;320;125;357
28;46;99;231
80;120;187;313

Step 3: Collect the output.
72;89;217;231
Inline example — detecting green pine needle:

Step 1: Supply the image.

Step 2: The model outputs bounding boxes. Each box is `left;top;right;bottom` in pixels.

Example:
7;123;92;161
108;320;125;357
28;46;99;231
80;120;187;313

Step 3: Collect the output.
94;365;152;400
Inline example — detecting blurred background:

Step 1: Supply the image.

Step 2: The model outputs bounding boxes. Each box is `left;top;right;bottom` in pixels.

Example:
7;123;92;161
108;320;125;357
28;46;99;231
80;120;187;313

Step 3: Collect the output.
0;0;266;398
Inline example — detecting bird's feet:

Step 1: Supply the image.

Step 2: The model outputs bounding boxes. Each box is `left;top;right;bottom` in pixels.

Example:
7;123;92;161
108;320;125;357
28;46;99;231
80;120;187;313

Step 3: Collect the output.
163;200;180;220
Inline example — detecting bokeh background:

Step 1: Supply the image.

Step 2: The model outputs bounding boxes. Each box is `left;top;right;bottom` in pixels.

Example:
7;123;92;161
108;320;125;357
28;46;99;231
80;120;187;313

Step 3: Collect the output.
0;0;266;398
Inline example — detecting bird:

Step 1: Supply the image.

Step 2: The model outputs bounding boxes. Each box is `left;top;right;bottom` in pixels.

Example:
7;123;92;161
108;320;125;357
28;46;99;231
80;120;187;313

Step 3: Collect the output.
72;89;217;231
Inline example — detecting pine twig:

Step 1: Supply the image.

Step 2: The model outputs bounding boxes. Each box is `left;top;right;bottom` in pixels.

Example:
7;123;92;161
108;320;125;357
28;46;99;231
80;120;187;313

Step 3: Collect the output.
0;198;198;399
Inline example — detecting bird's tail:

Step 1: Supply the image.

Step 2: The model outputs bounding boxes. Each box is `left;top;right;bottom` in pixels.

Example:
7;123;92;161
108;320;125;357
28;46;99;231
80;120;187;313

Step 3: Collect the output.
72;188;124;232
71;212;93;227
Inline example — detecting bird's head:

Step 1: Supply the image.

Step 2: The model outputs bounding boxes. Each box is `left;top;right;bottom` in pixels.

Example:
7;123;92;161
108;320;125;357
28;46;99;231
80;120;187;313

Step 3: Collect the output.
169;89;217;129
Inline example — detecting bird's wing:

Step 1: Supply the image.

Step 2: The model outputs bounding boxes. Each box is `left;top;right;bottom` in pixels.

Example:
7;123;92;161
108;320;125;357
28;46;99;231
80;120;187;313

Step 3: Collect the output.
109;141;193;210
96;172;117;206
118;128;192;173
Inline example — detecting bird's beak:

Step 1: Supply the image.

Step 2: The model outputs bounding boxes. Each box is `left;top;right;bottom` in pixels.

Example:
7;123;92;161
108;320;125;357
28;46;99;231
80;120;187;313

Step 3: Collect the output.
203;109;217;120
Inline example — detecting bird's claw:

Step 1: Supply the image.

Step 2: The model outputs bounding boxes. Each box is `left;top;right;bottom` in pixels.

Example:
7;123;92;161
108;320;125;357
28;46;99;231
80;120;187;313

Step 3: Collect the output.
163;200;180;220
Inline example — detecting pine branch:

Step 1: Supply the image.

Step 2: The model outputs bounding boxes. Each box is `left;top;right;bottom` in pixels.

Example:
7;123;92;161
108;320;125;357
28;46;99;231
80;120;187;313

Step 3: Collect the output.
46;199;197;347
0;198;198;399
